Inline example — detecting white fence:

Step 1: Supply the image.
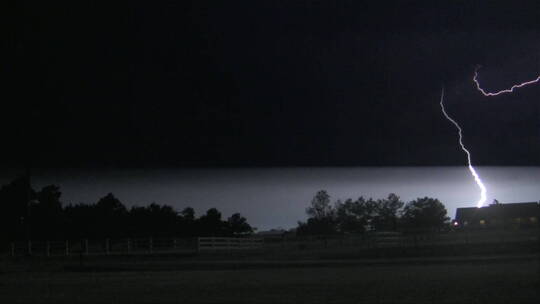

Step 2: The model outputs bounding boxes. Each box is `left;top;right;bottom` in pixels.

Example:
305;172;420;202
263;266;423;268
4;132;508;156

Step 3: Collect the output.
197;237;263;251
6;237;265;256
4;230;538;257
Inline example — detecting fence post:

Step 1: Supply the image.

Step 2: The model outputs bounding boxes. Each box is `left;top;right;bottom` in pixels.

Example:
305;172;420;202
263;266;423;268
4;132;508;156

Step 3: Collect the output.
105;238;110;255
85;239;89;255
173;238;177;250
11;242;15;257
28;240;32;256
46;241;50;257
127;238;131;254
65;240;69;256
149;237;153;254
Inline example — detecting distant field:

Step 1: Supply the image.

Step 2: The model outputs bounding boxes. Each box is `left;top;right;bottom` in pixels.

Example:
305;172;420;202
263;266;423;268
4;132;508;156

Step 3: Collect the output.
1;258;538;303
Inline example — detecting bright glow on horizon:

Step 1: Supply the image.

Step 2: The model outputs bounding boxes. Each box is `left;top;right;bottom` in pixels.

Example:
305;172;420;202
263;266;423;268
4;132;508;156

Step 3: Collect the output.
440;88;487;208
473;66;540;96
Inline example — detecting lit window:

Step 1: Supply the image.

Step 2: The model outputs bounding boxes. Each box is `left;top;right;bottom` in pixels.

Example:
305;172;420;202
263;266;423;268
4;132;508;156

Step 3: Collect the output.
530;217;538;222
479;220;486;225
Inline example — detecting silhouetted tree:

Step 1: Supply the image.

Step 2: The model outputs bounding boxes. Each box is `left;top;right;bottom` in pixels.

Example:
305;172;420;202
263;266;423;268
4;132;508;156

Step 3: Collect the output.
297;190;338;235
128;203;178;237
181;207;195;221
401;197;449;231
372;193;404;231
198;208;227;236
177;207;196;236
227;213;253;235
306;190;334;220
0;176;35;242
64;203;97;238
94;193;128;237
146;203;178;237
335;197;377;234
30;185;65;240
96;193;127;216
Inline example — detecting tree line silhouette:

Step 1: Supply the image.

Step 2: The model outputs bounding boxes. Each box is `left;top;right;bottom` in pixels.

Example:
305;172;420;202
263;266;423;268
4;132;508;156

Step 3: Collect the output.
1;175;451;244
297;190;449;235
0;176;253;244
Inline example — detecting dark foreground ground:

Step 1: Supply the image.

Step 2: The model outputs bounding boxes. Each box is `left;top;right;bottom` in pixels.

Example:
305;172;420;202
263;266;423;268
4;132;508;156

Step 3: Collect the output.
1;255;539;303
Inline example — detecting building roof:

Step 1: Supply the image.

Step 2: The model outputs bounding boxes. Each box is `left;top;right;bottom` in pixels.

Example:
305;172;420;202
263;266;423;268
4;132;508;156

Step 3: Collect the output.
455;202;540;222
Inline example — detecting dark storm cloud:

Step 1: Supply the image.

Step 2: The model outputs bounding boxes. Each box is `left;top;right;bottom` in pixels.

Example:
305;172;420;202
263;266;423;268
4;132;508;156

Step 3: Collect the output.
4;1;540;168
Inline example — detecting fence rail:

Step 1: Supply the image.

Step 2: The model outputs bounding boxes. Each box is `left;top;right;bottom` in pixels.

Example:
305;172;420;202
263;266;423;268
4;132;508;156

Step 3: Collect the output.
5;237;198;257
3;229;538;257
197;237;263;251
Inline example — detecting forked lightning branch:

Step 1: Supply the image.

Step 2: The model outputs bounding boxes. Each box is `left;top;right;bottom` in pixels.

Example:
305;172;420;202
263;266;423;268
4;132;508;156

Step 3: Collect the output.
441;67;540;208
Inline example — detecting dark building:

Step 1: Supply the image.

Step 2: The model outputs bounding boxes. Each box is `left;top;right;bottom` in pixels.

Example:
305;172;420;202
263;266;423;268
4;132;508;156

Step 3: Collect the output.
454;202;540;229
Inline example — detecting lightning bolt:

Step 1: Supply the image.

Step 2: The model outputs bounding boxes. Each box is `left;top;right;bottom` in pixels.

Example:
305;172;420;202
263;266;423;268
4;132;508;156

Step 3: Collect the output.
473;66;540;96
440;88;487;208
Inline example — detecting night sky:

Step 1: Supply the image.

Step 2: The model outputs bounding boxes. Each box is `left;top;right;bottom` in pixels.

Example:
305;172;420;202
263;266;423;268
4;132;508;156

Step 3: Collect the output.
5;1;540;169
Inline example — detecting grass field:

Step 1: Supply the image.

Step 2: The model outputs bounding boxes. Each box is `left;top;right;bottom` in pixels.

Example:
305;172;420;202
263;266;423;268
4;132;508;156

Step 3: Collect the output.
1;257;538;303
